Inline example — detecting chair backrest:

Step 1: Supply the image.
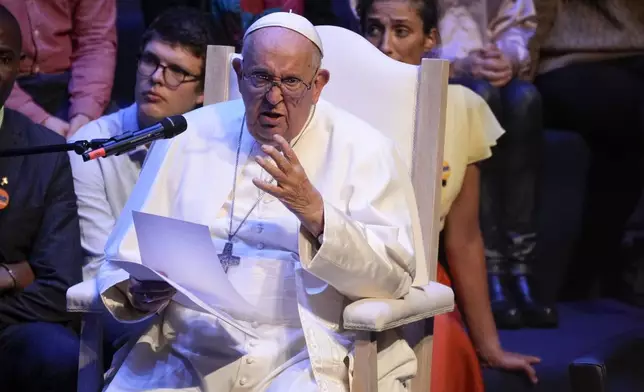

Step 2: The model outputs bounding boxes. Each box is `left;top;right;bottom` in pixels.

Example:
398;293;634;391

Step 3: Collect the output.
203;26;448;285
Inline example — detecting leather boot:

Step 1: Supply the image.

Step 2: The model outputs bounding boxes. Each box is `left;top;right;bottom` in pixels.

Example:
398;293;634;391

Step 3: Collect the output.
486;249;522;329
507;233;558;328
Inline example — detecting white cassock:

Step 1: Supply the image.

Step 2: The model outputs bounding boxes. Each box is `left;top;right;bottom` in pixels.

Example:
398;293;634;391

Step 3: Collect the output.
97;98;419;392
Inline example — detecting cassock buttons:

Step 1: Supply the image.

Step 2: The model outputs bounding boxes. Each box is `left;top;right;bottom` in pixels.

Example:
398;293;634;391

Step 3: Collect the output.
256;243;265;250
255;224;264;233
246;357;255;365
251;321;259;328
239;377;248;386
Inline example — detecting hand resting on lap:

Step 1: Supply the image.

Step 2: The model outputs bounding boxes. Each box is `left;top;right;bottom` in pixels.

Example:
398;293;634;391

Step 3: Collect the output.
127;277;177;313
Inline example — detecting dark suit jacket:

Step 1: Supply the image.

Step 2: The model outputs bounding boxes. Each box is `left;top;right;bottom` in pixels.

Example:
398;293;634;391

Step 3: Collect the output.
0;108;82;330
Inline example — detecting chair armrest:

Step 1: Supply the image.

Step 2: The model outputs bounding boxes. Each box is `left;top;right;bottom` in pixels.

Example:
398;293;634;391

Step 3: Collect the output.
343;281;454;332
569;357;606;392
569;327;644;392
67;278;104;313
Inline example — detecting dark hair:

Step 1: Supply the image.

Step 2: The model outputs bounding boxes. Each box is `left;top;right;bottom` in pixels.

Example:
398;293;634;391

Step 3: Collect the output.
0;5;22;50
357;0;440;35
140;7;235;79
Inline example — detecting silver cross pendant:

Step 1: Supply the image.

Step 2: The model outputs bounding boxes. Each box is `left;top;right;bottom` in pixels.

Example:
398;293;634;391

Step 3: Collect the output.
218;241;241;273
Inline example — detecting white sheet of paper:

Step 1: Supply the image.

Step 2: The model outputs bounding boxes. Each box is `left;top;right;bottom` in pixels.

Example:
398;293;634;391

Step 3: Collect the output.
113;211;271;337
110;258;257;337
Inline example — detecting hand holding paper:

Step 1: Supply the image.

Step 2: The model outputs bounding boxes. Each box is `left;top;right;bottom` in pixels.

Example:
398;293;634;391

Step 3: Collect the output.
111;211;265;337
128;277;177;313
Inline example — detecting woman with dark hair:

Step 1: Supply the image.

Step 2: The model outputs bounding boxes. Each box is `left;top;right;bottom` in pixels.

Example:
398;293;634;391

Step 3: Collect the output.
361;0;555;331
357;1;540;390
533;0;644;302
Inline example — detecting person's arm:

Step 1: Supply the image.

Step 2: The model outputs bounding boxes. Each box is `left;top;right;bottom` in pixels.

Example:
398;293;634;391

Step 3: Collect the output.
97;137;178;322
0;261;36;292
4;84;50;126
489;0;537;77
0;151;82;327
68;0;117;122
298;139;416;300
439;7;485;77
444;164;540;383
444;164;500;354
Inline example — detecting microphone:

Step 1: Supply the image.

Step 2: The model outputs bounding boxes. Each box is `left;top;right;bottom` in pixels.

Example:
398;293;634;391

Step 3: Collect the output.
82;115;188;161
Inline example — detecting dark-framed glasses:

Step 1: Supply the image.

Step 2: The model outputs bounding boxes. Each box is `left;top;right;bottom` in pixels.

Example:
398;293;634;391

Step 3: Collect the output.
137;52;201;89
242;70;317;99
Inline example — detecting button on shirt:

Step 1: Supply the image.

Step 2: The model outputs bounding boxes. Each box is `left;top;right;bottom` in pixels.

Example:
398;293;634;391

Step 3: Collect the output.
119;141;312;391
67;104;147;280
165;142;308;390
212;142;301;326
1;0;117;124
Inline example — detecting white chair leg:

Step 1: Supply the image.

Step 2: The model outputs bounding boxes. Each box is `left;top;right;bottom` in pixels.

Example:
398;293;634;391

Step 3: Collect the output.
403;318;434;392
352;331;378;392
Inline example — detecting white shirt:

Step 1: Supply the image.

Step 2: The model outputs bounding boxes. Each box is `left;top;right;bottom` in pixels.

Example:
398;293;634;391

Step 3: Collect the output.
99;99;418;392
68;104;147;280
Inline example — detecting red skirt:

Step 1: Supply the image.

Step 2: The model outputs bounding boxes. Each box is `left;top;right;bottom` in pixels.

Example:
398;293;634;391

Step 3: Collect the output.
431;264;485;392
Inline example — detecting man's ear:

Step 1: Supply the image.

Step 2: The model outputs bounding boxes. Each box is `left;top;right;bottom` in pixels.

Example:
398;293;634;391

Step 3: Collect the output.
311;69;330;103
232;57;243;80
196;92;205;106
232;57;245;96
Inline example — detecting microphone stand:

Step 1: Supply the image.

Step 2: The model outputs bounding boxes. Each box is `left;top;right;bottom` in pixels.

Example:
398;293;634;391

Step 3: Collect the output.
0;139;111;158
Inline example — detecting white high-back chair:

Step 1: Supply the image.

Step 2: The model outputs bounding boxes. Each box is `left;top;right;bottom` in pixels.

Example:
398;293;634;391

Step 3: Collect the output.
204;26;455;392
65;25;455;392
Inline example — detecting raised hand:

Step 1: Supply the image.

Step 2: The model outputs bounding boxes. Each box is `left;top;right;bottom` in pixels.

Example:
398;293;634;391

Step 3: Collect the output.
253;134;324;237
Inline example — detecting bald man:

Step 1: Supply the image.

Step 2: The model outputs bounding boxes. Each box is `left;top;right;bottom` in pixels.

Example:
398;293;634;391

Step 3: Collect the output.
0;5;82;392
96;12;418;392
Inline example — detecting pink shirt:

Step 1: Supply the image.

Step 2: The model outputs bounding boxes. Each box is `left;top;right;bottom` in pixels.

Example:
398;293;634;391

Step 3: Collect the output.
1;0;117;124
439;0;537;79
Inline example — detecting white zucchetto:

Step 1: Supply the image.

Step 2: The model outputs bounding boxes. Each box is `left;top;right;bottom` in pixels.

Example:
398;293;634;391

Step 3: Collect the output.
243;12;324;56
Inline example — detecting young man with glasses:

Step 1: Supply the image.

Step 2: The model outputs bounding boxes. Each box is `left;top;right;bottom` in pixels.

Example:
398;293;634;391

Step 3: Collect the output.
67;6;233;366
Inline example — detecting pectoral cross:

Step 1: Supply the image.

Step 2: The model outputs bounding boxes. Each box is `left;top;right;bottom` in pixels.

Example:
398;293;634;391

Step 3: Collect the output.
218;241;240;273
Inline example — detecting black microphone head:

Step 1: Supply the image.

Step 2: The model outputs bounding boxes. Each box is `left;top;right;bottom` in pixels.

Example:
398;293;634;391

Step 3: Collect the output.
160;115;188;138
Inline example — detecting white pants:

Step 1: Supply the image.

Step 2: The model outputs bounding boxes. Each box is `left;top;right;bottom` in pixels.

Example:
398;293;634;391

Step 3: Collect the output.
103;305;415;392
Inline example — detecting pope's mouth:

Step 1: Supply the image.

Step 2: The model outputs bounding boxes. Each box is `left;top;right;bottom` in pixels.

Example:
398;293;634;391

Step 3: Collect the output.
261;111;282;119
259;112;284;127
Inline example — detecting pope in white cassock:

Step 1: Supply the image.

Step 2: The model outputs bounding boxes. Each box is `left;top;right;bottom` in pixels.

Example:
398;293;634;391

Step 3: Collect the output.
97;12;420;392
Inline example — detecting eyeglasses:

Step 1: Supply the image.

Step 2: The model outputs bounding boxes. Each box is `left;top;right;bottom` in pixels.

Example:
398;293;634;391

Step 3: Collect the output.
137;53;201;89
242;68;318;99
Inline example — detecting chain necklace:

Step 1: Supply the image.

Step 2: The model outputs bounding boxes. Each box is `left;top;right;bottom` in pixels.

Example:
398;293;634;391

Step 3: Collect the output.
217;109;314;272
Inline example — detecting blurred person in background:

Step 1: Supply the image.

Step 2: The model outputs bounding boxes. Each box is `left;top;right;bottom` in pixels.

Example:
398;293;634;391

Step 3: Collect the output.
68;6;234;370
533;0;644;302
0;6;82;391
438;0;555;330
0;0;117;137
358;0;541;390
